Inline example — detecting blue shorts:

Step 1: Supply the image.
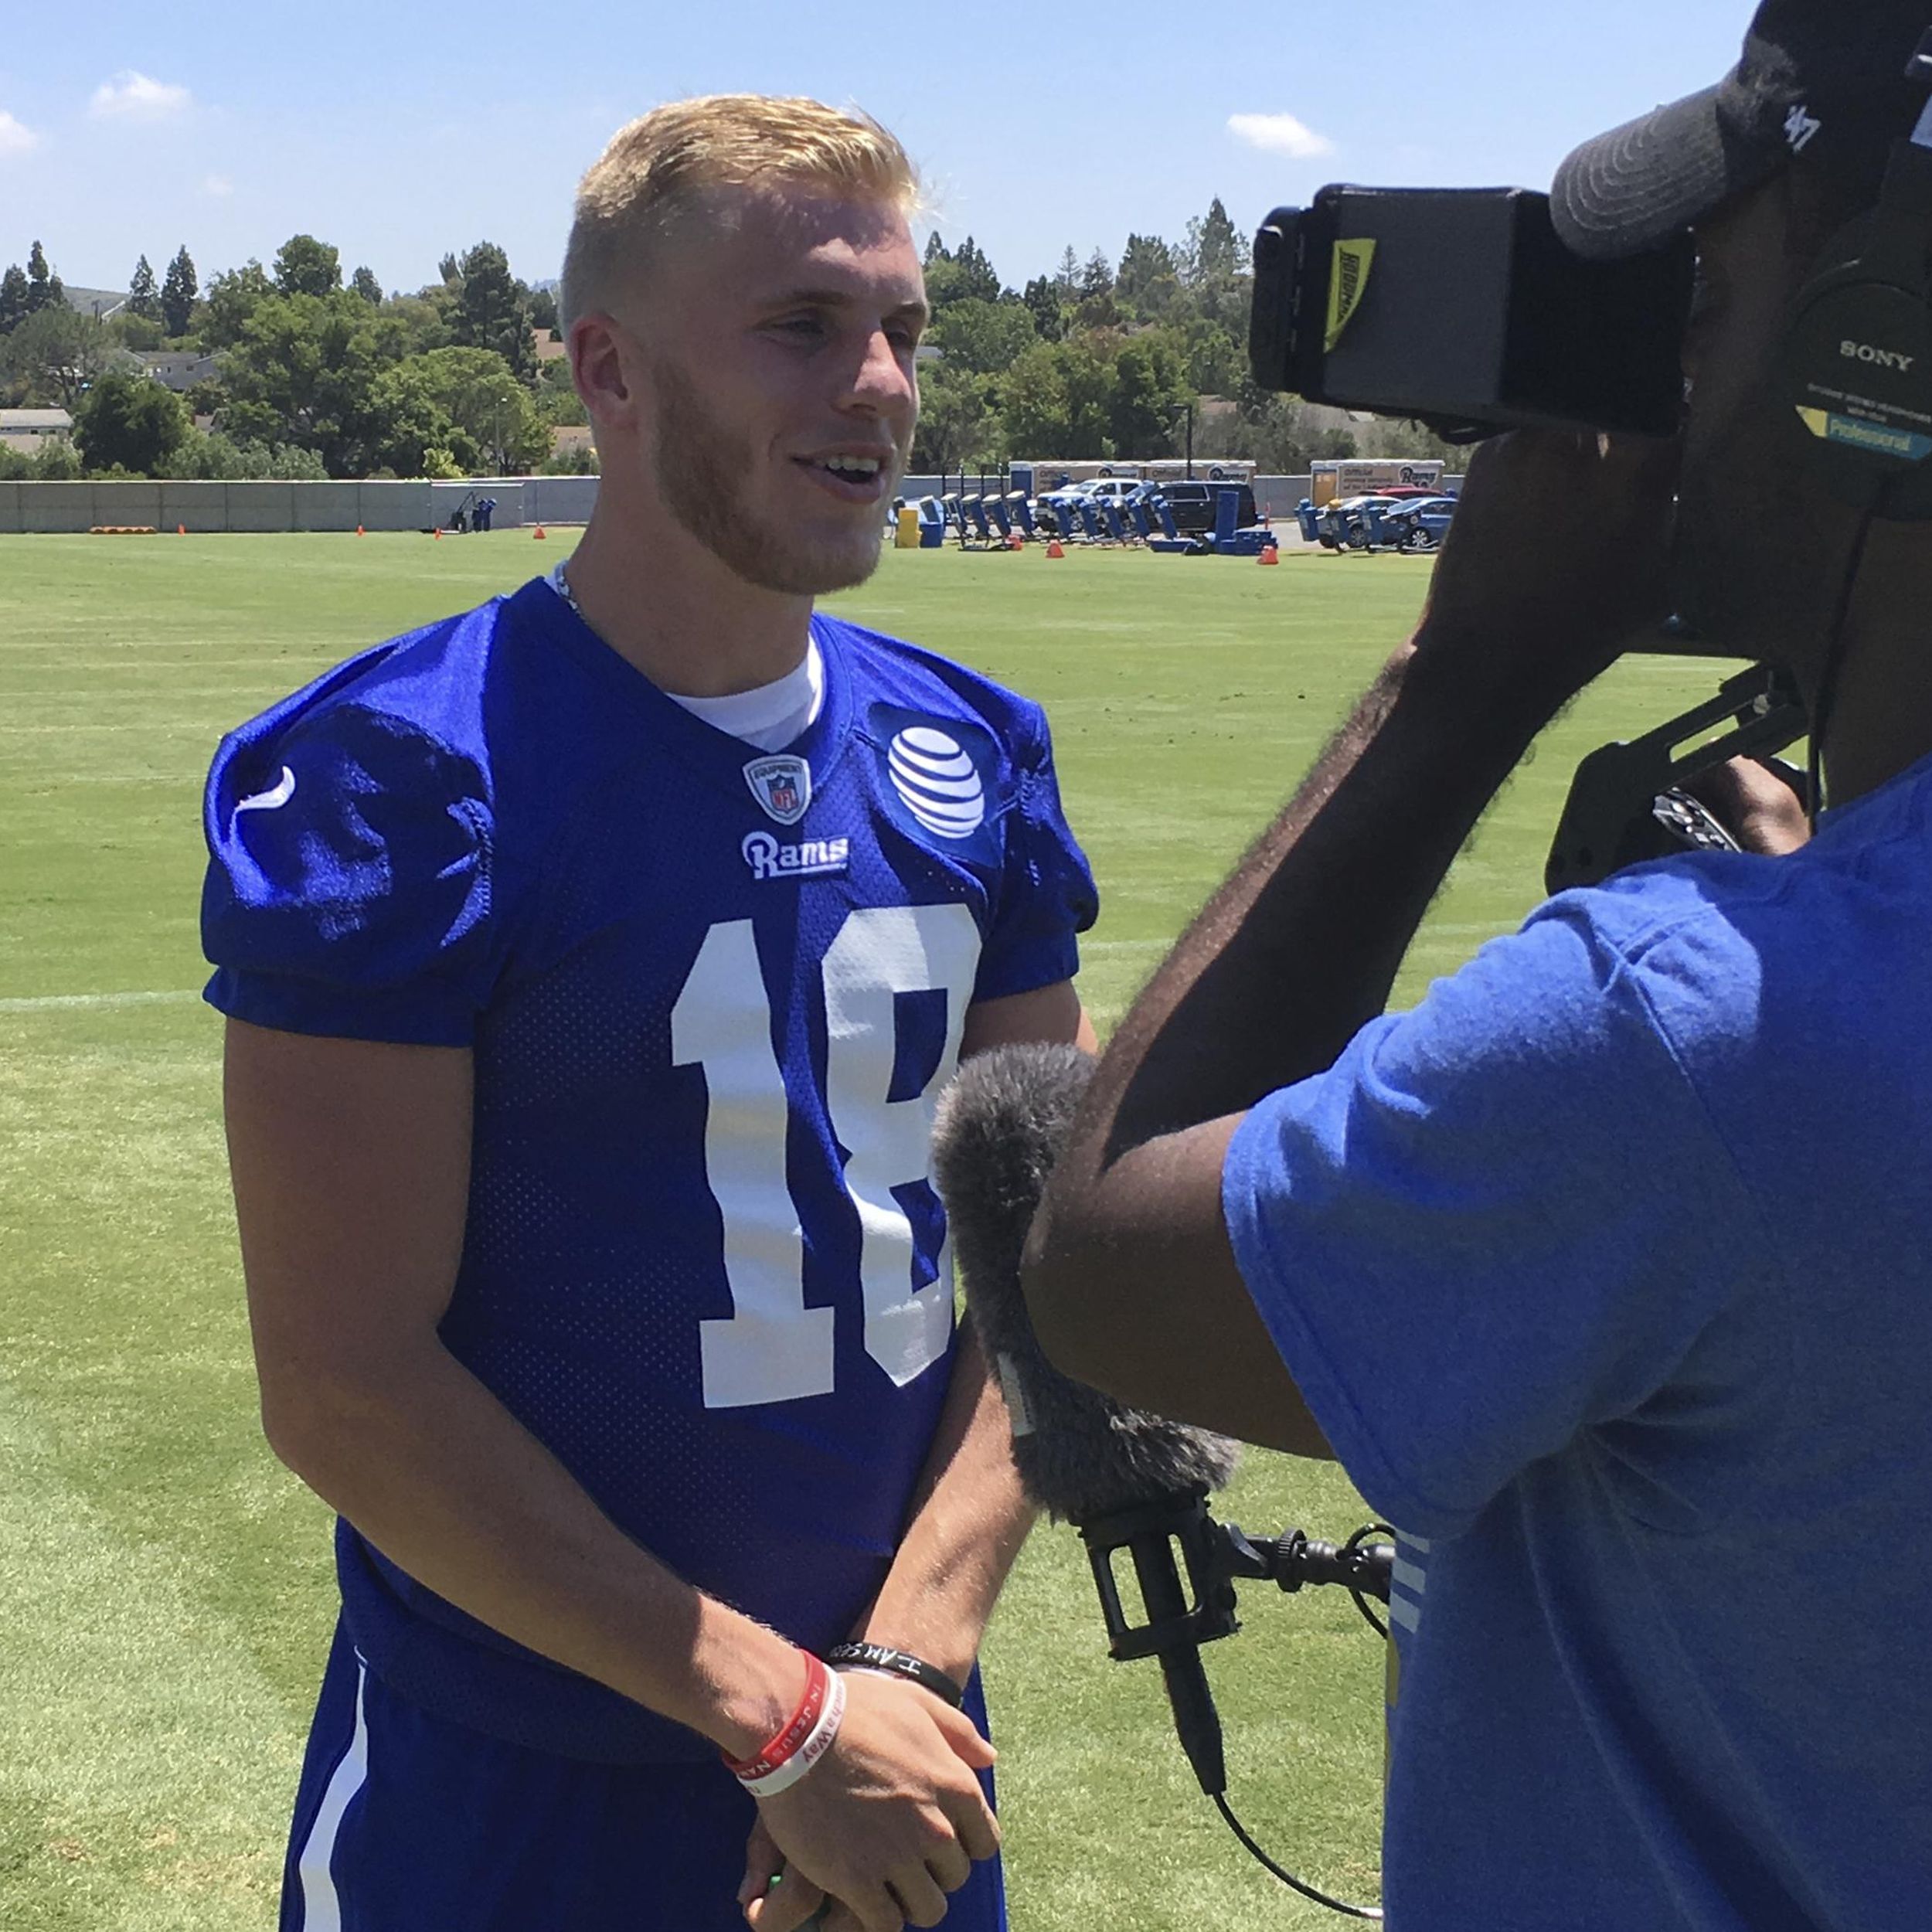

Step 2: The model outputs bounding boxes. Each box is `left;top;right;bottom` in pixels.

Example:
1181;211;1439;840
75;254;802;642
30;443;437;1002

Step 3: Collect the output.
281;1622;1008;1932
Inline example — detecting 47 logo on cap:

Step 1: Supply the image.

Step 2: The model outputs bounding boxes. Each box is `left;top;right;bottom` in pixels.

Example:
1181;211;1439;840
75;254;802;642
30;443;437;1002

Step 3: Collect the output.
744;754;811;825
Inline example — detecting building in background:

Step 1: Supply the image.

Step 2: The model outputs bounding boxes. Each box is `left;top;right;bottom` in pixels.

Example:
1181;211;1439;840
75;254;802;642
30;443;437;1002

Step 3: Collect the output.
0;408;73;454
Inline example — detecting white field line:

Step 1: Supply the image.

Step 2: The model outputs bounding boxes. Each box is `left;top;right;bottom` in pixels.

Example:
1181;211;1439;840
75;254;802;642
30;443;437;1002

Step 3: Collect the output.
0;988;201;1013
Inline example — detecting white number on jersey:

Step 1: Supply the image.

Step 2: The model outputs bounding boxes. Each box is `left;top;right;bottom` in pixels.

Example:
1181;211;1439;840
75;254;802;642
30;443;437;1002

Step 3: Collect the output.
671;904;981;1408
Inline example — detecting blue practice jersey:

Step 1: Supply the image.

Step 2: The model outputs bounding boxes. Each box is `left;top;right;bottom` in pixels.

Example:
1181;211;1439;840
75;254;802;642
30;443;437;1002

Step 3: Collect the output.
202;577;1097;1762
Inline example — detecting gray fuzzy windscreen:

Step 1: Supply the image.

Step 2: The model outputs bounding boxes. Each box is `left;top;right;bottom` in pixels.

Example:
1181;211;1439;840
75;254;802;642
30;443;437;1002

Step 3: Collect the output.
931;1043;1239;1522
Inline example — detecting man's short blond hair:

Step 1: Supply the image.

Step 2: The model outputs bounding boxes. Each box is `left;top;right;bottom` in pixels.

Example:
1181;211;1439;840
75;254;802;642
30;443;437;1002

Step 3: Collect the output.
560;94;920;332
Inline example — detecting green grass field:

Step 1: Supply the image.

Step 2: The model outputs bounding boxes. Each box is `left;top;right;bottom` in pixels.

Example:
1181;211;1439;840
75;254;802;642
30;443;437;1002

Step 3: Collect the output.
1;532;1745;1930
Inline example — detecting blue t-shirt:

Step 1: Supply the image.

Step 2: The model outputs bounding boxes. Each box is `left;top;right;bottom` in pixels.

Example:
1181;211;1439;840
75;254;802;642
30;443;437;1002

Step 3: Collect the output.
202;577;1097;1762
1224;753;1932;1930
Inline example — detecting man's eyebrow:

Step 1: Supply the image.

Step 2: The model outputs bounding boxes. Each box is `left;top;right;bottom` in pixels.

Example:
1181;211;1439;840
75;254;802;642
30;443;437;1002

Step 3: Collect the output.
763;285;930;325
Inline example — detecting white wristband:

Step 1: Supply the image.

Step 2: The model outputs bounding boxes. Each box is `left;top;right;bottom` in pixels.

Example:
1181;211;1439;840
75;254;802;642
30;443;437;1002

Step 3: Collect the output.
736;1665;846;1797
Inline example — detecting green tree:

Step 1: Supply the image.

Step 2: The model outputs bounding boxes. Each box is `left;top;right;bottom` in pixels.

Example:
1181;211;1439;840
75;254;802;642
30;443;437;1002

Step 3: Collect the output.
3;305;123;407
362;360;472;476
1181;198;1244;287
921;233;1003;311
910;361;997;473
1000;337;1114;457
160;430;328;479
1020;275;1063;344
26;241;63;315
350;265;384;304
951;236;1002;304
109;311;164;351
1108;332;1190;457
201;262;274;349
273;233;342;298
219;288;387;473
161;246;197;336
1;264;30;333
408;345;547;469
1115;233;1180;320
372;291;454;359
1175;316;1247;397
1073;249;1118;329
449;242;534;379
528;284;560;334
127;254;162;321
73;371;189;474
927;298;1037;378
29;434;83;480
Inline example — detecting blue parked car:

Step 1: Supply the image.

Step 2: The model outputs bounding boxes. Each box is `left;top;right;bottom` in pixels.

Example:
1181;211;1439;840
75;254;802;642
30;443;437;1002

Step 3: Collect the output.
1369;495;1459;551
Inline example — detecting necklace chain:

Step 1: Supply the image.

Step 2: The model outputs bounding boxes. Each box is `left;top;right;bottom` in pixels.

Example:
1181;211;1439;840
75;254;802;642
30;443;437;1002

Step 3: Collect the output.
552;558;584;620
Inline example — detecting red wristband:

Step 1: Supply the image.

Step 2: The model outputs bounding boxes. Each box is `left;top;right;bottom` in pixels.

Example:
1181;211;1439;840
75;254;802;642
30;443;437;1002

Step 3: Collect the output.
722;1653;846;1795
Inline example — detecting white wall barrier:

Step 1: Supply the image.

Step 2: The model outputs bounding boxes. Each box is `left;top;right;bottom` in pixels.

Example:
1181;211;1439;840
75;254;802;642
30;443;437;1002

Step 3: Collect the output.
0;477;593;534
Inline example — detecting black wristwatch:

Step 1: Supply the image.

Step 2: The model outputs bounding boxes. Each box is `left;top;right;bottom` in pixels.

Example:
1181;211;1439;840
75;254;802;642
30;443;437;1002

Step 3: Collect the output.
822;1642;965;1709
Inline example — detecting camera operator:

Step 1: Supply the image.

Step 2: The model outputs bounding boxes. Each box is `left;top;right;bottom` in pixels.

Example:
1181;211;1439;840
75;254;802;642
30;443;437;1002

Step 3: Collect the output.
1024;5;1932;1925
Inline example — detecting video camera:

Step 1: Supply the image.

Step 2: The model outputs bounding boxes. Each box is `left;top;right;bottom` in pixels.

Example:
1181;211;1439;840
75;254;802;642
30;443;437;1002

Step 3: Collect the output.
1247;186;1811;882
1248;186;1696;443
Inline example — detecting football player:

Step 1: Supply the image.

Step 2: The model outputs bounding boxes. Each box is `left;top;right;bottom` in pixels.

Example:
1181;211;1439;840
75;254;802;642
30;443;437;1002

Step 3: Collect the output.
203;96;1096;1932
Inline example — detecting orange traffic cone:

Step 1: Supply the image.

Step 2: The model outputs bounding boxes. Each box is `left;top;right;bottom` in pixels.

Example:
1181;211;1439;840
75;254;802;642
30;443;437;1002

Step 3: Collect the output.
177;523;186;536
434;526;442;539
1258;543;1280;565
533;525;546;540
356;524;365;536
1046;539;1064;560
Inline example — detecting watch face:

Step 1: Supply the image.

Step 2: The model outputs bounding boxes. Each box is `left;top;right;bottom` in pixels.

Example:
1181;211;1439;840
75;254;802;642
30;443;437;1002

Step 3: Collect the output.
1651;787;1743;855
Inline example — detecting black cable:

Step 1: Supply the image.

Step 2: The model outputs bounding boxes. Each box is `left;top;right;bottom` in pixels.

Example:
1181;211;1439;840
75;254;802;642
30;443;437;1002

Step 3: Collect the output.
1805;505;1880;827
1214;1792;1383;1920
1342;1522;1395;1639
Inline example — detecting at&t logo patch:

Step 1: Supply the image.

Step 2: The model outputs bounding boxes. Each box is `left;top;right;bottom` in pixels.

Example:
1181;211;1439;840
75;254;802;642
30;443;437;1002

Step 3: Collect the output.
886;726;985;838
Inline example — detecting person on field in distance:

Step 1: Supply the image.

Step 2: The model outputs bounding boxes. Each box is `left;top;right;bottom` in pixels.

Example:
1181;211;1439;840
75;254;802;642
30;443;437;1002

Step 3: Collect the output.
203;95;1097;1932
1026;5;1932;1927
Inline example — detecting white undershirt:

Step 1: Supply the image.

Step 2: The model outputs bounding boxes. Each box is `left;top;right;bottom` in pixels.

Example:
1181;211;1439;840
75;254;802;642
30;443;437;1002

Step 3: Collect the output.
668;641;825;753
547;564;825;752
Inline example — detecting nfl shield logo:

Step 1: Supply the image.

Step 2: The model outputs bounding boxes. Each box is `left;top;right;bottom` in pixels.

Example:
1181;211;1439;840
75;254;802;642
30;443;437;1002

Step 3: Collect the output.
744;754;812;826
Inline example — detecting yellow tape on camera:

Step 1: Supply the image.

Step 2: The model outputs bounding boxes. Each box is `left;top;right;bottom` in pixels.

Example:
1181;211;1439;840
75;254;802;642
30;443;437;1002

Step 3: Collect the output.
1325;239;1377;352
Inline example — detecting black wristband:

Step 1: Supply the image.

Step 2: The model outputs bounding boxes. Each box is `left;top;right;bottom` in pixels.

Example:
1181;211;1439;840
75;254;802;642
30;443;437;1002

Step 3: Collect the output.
823;1643;965;1709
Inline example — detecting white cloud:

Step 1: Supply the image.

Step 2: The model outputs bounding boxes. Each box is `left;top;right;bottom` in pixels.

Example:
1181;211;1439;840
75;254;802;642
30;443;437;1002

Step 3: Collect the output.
0;110;39;157
1227;112;1335;160
202;172;234;197
90;71;192;121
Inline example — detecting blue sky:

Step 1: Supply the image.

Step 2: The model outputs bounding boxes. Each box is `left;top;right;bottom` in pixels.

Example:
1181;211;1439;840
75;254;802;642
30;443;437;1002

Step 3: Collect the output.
2;2;1750;298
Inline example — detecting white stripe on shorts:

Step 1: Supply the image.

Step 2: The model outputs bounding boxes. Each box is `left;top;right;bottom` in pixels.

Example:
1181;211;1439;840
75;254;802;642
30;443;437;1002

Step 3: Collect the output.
294;1657;371;1932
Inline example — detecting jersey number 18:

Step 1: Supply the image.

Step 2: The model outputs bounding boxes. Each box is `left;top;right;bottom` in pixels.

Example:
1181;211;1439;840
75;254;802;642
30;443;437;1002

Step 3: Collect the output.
671;903;981;1410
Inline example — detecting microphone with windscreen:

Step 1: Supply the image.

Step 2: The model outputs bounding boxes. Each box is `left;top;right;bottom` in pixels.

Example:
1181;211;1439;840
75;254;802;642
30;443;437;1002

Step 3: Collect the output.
932;1042;1396;1920
931;1042;1243;1794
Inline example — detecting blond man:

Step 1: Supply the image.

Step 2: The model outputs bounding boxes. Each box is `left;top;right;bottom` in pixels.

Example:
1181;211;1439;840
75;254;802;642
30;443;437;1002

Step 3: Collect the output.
204;97;1096;1932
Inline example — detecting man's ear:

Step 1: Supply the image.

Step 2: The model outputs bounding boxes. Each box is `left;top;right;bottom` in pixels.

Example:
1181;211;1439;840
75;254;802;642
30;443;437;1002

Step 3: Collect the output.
571;312;640;435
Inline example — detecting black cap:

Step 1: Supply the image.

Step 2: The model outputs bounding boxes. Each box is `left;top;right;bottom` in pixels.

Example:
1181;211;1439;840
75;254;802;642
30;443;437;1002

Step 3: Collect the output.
1552;4;1932;259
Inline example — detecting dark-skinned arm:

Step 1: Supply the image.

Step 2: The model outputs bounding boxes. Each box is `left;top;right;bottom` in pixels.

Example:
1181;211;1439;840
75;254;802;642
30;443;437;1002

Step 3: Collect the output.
1022;431;1682;1453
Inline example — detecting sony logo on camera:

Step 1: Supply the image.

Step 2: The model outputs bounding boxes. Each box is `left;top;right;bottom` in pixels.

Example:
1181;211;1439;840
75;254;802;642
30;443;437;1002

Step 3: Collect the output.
1840;339;1917;373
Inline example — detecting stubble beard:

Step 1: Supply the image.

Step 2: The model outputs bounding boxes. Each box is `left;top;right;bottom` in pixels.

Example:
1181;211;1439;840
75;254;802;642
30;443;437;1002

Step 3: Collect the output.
651;360;896;596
